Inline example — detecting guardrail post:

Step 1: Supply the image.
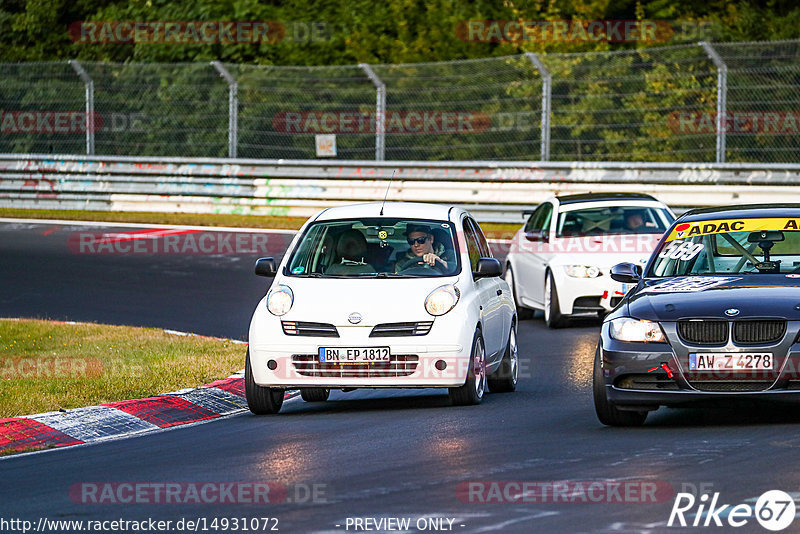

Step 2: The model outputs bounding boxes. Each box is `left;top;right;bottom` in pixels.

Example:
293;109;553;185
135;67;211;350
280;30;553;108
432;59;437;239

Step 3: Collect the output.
359;63;386;161
211;61;238;159
68;60;94;155
525;53;552;162
700;42;727;163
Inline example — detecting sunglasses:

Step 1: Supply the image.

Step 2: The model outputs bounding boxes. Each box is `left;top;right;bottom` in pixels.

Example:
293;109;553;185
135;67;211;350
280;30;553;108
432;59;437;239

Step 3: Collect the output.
407;236;429;246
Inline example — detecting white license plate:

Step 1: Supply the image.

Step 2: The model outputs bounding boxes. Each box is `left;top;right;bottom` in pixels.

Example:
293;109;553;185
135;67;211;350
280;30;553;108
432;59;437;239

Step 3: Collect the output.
688;353;773;371
318;347;390;364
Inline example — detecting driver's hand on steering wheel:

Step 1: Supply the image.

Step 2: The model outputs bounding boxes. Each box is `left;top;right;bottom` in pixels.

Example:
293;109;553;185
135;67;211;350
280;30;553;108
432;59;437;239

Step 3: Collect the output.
422;253;446;269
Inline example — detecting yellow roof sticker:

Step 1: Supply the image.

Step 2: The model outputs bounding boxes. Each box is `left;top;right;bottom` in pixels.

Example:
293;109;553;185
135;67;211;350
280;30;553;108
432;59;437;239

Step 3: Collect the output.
665;218;800;242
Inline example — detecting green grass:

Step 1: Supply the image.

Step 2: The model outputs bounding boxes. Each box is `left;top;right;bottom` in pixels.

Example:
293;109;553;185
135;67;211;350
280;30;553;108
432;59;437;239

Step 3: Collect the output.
0;208;522;239
0;208;309;231
0;319;245;418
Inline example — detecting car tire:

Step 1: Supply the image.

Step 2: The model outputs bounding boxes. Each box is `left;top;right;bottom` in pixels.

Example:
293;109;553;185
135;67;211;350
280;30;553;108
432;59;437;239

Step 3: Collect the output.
300;388;330;402
487;325;519;393
245;350;284;415
544;271;568;328
505;265;533;320
449;329;487;406
593;346;647;427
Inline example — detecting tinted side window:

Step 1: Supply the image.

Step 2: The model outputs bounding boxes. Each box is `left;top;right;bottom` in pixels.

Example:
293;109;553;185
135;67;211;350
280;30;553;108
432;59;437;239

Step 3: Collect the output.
523;205;543;232
524;203;553;233
538;203;553;233
463;219;482;271
467;218;493;258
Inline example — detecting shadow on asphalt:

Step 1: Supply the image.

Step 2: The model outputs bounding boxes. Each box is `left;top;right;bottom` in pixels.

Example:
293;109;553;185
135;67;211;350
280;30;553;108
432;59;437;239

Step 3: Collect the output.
635;402;800;428
265;392;458;416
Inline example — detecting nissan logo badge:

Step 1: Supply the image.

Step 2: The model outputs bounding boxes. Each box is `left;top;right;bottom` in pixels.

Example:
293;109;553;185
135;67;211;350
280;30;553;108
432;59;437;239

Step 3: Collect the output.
348;312;362;324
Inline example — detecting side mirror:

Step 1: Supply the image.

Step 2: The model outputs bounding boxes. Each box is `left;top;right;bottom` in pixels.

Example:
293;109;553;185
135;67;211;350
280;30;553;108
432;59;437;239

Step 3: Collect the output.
254;257;277;277
610;262;642;284
524;230;548;243
474;257;503;278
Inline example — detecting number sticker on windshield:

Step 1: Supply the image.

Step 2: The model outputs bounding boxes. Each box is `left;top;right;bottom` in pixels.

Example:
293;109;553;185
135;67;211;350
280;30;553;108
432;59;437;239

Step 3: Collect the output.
658;240;705;261
643;276;741;293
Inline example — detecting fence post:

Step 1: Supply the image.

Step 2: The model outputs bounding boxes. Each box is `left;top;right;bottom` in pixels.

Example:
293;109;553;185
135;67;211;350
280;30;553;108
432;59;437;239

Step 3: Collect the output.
211;61;238;159
68;60;94;155
525;52;551;162
359;63;386;161
700;42;727;163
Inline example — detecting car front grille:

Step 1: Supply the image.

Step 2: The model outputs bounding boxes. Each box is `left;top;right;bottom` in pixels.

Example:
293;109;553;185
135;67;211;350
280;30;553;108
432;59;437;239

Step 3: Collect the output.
615;374;679;391
369;322;433;337
291;354;419;377
282;321;339;337
676;319;787;346
733;320;786;345
572;296;602;311
677;320;728;345
688;381;774;392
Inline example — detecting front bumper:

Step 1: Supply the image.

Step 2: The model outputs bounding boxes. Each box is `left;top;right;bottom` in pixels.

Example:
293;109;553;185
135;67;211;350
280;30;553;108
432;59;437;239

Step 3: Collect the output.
599;321;800;408
555;271;630;315
249;313;471;388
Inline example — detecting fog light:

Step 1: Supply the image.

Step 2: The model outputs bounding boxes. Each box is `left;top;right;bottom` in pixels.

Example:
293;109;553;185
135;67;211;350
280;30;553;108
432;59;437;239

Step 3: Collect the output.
267;360;277;370
435;360;447;371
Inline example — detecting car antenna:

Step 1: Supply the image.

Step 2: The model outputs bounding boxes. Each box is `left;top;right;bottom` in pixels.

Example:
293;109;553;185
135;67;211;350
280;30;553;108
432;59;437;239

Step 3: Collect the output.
379;169;397;216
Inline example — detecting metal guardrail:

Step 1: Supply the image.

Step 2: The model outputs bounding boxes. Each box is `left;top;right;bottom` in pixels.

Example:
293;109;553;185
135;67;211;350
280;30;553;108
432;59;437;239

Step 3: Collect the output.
2;154;800;223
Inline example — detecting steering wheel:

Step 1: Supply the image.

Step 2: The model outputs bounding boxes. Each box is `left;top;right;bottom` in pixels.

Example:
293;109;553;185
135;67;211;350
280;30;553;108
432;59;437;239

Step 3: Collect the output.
400;260;448;275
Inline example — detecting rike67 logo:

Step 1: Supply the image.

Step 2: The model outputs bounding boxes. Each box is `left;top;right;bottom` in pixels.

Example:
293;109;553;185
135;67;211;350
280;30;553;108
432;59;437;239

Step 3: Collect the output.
668;490;796;531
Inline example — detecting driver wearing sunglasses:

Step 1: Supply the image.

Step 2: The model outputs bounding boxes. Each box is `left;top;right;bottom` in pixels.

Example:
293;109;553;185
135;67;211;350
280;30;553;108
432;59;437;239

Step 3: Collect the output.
395;225;450;273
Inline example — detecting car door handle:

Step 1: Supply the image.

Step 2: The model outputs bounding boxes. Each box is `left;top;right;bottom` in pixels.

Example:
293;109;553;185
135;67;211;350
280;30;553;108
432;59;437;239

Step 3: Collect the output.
497;289;503;296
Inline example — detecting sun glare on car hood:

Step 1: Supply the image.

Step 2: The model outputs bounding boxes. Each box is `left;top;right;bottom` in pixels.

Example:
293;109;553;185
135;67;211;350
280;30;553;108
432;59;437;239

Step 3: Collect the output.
275;276;460;326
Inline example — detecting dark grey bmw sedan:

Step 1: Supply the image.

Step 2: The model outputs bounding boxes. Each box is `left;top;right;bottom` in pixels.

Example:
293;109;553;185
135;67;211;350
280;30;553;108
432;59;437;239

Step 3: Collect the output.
595;204;800;426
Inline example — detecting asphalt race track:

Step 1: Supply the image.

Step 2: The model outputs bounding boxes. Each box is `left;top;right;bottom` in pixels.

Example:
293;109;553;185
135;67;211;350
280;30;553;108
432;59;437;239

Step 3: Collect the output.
2;221;800;533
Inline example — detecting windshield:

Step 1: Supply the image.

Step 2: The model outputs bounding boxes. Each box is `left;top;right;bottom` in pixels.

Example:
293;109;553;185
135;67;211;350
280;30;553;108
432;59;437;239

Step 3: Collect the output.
557;206;673;237
286;218;460;278
650;218;800;276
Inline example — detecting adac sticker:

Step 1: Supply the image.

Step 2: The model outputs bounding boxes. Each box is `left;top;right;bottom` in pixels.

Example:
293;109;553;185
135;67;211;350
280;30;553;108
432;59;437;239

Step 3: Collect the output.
642;276;741;293
665;218;800;242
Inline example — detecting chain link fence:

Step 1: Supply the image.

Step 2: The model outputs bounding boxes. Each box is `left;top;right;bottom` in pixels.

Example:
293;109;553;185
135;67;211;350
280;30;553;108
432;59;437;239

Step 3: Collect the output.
1;39;798;163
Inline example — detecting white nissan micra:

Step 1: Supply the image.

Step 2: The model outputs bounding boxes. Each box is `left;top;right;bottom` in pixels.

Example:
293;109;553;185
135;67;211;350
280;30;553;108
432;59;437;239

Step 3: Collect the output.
246;202;518;414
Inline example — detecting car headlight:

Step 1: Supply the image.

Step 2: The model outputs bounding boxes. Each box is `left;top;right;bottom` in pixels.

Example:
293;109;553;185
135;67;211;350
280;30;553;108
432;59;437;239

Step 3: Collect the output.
609;317;666;343
564;265;602;278
425;284;460;316
266;285;294;316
